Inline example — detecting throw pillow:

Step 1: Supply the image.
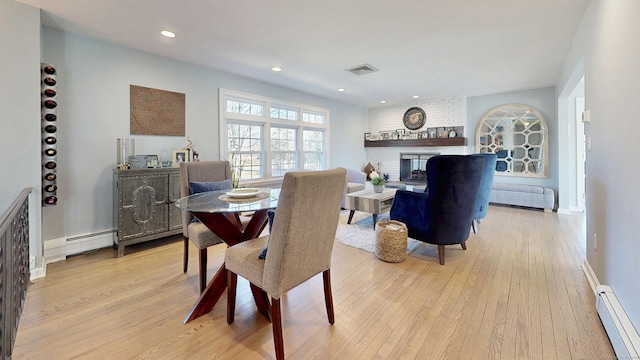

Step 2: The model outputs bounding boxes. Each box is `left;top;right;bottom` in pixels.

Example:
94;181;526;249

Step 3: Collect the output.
258;209;276;259
189;179;232;194
189;179;233;223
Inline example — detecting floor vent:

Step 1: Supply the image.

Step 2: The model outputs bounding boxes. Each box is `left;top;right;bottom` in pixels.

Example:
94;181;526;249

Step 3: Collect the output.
346;64;378;76
596;285;640;359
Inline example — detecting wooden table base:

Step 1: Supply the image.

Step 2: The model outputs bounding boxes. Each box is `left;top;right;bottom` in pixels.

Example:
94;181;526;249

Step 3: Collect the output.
183;210;271;323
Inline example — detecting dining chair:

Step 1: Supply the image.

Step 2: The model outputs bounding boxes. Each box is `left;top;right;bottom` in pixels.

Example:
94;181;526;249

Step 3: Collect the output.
225;168;347;360
179;160;249;293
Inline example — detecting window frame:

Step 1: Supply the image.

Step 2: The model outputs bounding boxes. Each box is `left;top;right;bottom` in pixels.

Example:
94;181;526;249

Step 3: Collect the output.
219;89;330;184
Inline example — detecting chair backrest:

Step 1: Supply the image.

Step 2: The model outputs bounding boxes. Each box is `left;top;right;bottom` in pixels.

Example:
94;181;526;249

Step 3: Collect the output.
179;161;232;237
262;168;346;299
422;155;485;244
471;153;497;220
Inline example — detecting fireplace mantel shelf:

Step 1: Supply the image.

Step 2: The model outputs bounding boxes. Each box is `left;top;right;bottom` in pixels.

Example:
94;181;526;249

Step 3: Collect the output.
364;137;467;147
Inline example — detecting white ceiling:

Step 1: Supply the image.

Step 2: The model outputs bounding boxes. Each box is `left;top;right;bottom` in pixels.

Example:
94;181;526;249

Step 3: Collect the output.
17;0;589;108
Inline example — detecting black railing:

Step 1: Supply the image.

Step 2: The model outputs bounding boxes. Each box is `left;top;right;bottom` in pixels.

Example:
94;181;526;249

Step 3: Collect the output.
0;188;30;359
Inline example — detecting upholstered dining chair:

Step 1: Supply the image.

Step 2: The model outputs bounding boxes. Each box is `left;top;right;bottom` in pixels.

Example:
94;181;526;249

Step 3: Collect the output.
471;153;497;233
390;155;485;265
179;160;249;293
225;168;346;360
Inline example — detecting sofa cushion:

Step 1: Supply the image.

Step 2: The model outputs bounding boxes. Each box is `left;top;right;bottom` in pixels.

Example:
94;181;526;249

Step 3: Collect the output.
492;183;544;194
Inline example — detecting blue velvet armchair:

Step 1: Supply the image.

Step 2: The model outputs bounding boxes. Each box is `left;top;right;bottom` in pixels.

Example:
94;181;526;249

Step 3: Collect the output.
389;155;486;265
471;153;497;233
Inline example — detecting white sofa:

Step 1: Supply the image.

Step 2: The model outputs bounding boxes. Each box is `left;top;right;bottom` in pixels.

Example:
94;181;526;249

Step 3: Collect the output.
489;183;555;213
342;168;366;207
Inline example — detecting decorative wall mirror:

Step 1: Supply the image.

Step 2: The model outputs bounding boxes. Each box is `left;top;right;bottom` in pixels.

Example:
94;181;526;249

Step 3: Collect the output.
475;104;548;177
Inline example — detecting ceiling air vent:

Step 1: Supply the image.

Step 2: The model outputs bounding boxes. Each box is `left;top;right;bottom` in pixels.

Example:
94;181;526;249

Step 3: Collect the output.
346;64;379;76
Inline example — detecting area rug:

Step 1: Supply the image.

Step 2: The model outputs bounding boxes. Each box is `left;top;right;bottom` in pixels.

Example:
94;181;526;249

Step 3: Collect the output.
335;210;422;255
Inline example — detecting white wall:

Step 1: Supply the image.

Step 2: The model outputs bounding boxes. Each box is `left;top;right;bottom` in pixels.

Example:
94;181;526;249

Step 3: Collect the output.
558;0;640;331
467;87;558;193
40;27;366;246
366;97;467;181
0;0;43;273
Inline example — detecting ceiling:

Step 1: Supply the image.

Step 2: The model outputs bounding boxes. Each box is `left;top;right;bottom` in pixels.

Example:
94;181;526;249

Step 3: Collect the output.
17;0;589;108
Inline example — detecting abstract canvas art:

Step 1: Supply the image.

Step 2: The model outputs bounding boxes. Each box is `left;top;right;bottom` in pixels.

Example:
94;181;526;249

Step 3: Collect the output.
130;85;185;136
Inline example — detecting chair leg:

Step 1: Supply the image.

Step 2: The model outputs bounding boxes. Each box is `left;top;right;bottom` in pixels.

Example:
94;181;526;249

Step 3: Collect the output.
461;241;467;250
322;269;335;324
471;219;478;234
198;248;207;293
271;297;285;360
227;271;237;324
438;245;445;265
183;237;189;273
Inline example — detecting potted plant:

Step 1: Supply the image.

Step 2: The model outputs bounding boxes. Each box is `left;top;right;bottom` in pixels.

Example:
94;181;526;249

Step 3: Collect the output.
370;171;385;193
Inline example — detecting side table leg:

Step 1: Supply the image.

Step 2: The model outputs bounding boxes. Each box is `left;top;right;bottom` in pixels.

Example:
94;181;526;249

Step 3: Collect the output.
347;210;356;224
372;214;378;229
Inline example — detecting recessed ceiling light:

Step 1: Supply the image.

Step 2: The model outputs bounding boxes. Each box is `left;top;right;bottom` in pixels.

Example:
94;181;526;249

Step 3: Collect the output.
412;95;420;99
271;66;282;72
380;100;387;104
161;30;175;38
337;88;346;92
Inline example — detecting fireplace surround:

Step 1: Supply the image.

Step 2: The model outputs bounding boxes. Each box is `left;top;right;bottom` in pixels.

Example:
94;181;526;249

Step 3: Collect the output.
399;153;440;184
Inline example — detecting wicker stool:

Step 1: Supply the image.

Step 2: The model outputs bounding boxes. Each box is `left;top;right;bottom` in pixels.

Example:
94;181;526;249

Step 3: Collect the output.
375;218;408;263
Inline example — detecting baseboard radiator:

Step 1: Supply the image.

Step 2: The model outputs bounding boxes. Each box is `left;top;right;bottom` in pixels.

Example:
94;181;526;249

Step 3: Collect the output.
596;285;640;359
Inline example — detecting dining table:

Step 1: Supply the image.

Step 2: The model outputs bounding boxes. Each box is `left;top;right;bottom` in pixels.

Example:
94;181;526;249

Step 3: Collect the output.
174;187;280;323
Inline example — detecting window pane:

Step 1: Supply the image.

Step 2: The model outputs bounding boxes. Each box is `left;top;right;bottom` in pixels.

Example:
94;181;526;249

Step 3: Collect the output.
270;106;299;121
226;99;264;116
303;130;323;151
303;152;322;170
228;123;262;152
232;153;262;180
271;152;297;177
302;112;325;124
271;127;297;151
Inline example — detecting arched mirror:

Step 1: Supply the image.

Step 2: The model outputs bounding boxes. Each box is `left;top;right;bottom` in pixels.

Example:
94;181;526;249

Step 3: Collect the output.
475;104;548;177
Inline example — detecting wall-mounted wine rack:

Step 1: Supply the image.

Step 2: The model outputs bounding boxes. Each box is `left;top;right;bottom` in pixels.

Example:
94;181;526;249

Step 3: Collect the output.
41;63;58;206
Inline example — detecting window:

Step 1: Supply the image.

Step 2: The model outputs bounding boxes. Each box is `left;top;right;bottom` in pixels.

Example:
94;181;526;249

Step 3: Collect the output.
271;127;297;176
303;130;324;170
270;106;298;121
220;89;330;183
303;112;325;124
227;122;263;180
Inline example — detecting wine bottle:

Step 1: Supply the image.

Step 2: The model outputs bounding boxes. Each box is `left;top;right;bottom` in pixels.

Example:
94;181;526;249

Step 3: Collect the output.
44;113;57;121
43;89;57;97
44;196;58;205
43;100;57;109
43;66;56;75
44;125;57;133
44;137;57;145
44;161;57;169
44;148;57;156
43;77;57;86
44;173;57;181
44;184;57;192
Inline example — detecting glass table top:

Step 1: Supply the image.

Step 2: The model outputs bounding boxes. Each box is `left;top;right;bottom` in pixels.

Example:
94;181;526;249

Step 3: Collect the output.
175;188;280;213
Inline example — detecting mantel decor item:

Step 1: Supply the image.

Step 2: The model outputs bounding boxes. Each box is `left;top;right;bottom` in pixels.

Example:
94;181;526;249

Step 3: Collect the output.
130;85;185;136
173;149;189;167
403;107;426;130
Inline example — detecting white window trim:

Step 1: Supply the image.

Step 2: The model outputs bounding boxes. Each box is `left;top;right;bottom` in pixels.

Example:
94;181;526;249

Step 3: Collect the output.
219;89;330;185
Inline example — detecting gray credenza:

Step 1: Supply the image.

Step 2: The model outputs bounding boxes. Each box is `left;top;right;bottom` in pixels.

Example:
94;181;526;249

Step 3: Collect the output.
113;168;182;257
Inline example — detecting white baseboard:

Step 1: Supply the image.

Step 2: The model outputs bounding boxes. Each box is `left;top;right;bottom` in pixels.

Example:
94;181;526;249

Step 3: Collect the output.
29;262;46;280
557;207;571;215
584;259;640;358
44;231;114;264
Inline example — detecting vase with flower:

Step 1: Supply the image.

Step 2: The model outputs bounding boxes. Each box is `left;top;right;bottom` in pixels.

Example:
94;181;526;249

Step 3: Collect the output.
369;171;386;193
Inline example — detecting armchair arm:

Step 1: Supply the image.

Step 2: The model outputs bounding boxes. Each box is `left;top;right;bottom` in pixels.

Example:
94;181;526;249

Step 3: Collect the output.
389;190;432;239
346;168;366;184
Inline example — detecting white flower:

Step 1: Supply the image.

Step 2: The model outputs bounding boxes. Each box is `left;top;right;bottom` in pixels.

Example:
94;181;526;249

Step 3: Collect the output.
369;170;380;179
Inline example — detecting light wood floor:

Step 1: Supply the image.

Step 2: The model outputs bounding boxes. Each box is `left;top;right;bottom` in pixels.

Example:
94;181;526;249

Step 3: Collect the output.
14;206;614;359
